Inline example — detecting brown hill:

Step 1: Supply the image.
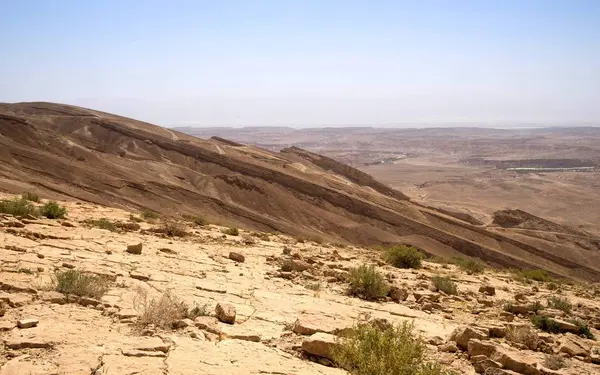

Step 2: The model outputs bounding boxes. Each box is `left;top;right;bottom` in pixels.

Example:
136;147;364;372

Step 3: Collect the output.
1;102;600;281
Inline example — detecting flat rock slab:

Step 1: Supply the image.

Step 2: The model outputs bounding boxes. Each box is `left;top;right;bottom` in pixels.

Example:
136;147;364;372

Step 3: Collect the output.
17;318;39;329
302;332;339;360
293;314;351;335
5;338;54;349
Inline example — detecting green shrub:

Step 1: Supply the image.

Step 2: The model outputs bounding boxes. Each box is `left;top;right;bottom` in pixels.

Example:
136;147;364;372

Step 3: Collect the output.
141;210;160;220
546;282;559;291
348;264;390;300
529;301;543;314
451;257;485;275
192;216;208;226
513;269;553;283
547;296;572;314
222;227;239;236
40;201;67;219
85;218;118;232
431;276;458;295
531;316;561;334
21;191;40;202
331;321;451;375
569;319;594;339
0;197;38;216
188;304;210;319
384;245;423;269
53;269;110;298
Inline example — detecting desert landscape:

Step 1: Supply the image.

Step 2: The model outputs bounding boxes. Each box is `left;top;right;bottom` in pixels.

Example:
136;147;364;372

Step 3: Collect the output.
0;102;599;375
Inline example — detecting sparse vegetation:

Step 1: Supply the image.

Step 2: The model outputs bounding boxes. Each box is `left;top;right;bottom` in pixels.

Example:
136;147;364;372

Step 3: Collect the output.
451;257;485;275
506;324;539;350
53;269;111;299
187;303;210;319
529;301;543;314
134;288;188;330
305;282;322;291
331;321;451;375
546;282;559;291
250;231;270;241
384;245;423;269
347;264;390;300
40;201;67;219
129;214;144;223
159;221;188;237
543;355;567;370
531;315;561;334
222;227;239;236
569;318;594;339
547;296;572;314
192;216;208;226
512;269;553;283
21;191;40;202
84;218;118;232
141;210;160;221
431;275;458;295
0;197;39;216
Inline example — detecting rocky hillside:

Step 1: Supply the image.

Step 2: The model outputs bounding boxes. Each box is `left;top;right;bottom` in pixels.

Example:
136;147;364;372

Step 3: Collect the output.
1;102;600;283
0;195;599;374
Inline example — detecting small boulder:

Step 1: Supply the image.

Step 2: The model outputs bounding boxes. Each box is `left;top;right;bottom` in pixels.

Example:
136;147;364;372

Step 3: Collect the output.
558;334;591;357
439;342;459;353
194;316;222;334
228;252;245;263
215;303;236;324
390;286;409;302
468;339;498;358
479;285;496;296
17;319;39;329
126;243;143;254
302;332;338;360
450;326;488;350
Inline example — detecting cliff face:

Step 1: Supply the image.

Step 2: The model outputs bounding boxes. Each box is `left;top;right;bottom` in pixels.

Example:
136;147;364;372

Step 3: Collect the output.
1;102;600;281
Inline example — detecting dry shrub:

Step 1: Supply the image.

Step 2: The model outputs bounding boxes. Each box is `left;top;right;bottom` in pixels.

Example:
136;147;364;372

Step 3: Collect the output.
431;275;458;295
53;269;111;299
222;227;239;236
547;296;572;313
506;324;539;350
84;218;118;232
156;221;188;237
543;354;567;370
332;321;451;375
134;288;188;330
21;191;40;202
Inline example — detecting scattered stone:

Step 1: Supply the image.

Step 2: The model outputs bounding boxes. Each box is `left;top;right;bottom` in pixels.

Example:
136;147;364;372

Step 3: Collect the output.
289;260;311;272
5;245;26;252
174;318;194;329
468;339;498;358
62;262;76;269
5;338;54;349
17;318;39;329
40;291;67;304
473;357;502;374
450;326;488;350
479;285;495;296
122;350;166;357
439;342;459;353
61;221;75;227
228;252;245;263
302;332;338;360
390;286;409;302
79;297;101;307
159;248;177;254
126;243;143;254
130;271;150;281
196;283;227;294
490;347;540;375
36;253;45;259
194;316;222;334
0;320;15;331
559;334;591;357
215;303;236;324
499;311;515;322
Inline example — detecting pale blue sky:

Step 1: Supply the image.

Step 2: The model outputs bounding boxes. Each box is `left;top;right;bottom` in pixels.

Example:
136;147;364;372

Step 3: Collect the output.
1;0;599;126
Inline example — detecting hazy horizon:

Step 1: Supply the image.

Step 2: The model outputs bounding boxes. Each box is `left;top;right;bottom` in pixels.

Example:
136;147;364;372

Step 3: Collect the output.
2;1;599;127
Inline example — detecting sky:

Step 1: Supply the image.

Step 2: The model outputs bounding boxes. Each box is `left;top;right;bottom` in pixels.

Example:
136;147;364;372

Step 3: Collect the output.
1;0;599;127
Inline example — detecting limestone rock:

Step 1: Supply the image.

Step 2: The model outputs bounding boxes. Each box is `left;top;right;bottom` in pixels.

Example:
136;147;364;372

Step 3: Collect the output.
194;316;222;334
126;243;143;254
228;252;245;263
558;334;591;357
439;342;459;353
473;358;502;374
215;303;236;324
17;318;39;328
468;339;498;358
130;271;150;281
450;326;488;350
302;332;338;360
40;291;67;304
490;347;541;375
5;338;53;349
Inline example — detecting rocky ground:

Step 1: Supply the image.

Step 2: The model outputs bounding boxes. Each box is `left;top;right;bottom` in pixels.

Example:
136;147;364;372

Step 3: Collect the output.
1;194;599;375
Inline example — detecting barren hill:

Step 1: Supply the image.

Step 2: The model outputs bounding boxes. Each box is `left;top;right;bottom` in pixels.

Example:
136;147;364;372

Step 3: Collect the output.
1;102;600;281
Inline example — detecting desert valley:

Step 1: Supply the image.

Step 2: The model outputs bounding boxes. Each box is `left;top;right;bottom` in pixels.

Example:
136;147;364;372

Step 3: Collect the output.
0;102;599;374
